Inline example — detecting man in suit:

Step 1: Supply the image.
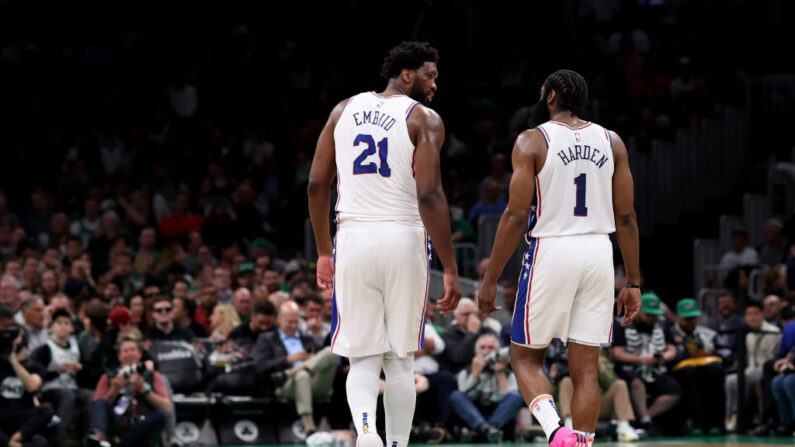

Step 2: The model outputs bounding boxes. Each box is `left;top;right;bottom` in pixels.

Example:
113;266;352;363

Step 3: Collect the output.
252;301;338;436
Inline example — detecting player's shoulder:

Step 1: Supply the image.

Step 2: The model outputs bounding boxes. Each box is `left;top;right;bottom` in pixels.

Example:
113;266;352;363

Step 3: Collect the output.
407;103;443;129
515;128;548;151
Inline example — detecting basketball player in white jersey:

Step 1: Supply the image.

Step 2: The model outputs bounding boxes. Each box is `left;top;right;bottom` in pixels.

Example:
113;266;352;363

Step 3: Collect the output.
308;42;462;447
477;70;642;447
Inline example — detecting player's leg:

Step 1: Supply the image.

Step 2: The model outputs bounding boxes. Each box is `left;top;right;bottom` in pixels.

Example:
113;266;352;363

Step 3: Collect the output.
566;342;600;444
347;353;385;447
382;352;415;447
380;224;428;447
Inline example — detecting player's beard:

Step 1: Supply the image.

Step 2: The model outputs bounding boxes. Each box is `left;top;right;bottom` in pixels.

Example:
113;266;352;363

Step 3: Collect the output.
529;93;550;127
409;82;431;105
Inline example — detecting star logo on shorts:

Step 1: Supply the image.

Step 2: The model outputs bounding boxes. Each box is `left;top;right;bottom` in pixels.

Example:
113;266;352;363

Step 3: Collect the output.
524;252;530;260
523;272;528;279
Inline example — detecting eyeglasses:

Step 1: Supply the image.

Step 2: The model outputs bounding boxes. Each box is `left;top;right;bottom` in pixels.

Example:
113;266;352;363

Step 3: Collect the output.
153;307;173;314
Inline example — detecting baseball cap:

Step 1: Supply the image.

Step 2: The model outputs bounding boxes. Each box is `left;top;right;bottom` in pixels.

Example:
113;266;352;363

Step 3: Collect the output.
108;306;141;325
238;262;255;275
641;293;664;315
676;298;701;318
252;238;273;250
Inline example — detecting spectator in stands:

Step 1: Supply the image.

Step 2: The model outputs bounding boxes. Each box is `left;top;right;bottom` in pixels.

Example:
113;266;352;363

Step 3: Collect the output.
261;267;283;294
711;290;745;352
612;294;681;433
298;293;329;347
84;306;141;387
19;295;48;352
758;219;788;266
252;301;338;436
144;296;194;342
771;337;795;436
172;296;207;338
440;298;496;374
478;153;512;202
228;299;276;347
669;298;726;435
38;269;59;302
78;300;109;387
412;307;456;439
720;230;760;273
213;266;234;303
725;301;782;432
764;295;783;327
171;279;190;300
0;275;21;315
157;193;203;242
70;198;101;247
30;309;93;437
558;349;640;441
449;334;521;443
0;305;52;447
208;303;240;342
467;180;507;230
724;266;754;308
99;250;139;297
196;285;217;330
236;262;256;290
231;287;252;321
86;334;170;447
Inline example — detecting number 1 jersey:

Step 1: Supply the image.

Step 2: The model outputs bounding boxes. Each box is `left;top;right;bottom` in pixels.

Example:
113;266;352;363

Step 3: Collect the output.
526;121;616;240
334;92;423;224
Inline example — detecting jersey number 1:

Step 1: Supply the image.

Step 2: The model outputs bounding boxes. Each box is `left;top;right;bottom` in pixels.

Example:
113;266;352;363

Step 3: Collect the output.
574;173;588;216
353;134;390;177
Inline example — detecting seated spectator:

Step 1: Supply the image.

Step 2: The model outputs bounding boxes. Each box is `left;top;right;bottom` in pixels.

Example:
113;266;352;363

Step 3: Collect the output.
84;306;142;387
78;300;110;388
668;298;726;435
19;295;48;352
725;301;781;432
764;294;783;327
450;334;521;443
260;267;283;295
781;305;795;360
157;192;203;242
467;180;507;229
208;303;240;342
771;339;795;436
478;153;512;202
0;275;22;317
719;230;759;273
413;308;456;437
440;298;496;374
30;309;94;438
710;290;745;354
228;299;276;347
0;305;52;447
86;334;171;447
213;267;234;303
758;218;788;266
144;296;194;342
612;294;681;433
172;296;207;338
558;349;640;441
231;287;252;321
298;293;330;347
252;301;338;436
236;263;256;290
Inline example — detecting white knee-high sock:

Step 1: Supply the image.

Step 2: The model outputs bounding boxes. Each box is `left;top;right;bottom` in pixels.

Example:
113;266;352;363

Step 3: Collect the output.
383;352;415;447
529;394;563;440
347;354;384;436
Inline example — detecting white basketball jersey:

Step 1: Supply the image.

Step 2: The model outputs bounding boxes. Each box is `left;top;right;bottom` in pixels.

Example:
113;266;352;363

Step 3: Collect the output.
526;120;616;240
334;92;423;224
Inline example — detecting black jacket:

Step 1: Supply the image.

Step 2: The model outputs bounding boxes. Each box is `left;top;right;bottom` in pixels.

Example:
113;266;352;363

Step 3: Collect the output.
251;329;318;391
439;324;496;374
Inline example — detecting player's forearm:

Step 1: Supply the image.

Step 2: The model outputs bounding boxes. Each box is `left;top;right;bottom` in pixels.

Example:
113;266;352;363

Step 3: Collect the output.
418;190;457;273
483;208;526;283
307;181;334;256
615;211;640;284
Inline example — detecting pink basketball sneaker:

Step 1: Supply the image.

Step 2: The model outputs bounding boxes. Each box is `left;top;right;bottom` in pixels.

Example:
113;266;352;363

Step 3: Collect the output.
549;427;589;447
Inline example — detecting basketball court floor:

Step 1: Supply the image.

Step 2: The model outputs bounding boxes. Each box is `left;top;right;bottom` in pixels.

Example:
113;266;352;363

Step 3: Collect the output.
219;438;794;446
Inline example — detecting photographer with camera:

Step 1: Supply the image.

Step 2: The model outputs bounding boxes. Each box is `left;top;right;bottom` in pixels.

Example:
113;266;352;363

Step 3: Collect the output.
86;334;171;447
770;322;795;436
449;334;522;443
0;304;52;447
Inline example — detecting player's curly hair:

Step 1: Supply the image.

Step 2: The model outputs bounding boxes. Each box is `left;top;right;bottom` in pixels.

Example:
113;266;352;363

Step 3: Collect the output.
543;69;588;116
381;41;439;80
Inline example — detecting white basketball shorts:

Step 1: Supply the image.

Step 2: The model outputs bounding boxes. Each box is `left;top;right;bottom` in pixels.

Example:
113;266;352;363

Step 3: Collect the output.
511;233;615;349
330;221;430;358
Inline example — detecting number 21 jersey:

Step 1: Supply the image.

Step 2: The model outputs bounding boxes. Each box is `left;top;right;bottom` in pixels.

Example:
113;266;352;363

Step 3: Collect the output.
526;121;616;240
334;92;423;224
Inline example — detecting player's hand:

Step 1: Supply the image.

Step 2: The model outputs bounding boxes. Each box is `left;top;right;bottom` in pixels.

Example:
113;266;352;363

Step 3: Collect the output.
436;271;462;316
476;280;502;315
316;255;334;294
616;286;641;327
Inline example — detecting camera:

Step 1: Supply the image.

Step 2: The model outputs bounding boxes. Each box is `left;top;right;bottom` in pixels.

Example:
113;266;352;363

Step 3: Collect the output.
117;362;146;379
483;346;511;370
0;324;21;356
